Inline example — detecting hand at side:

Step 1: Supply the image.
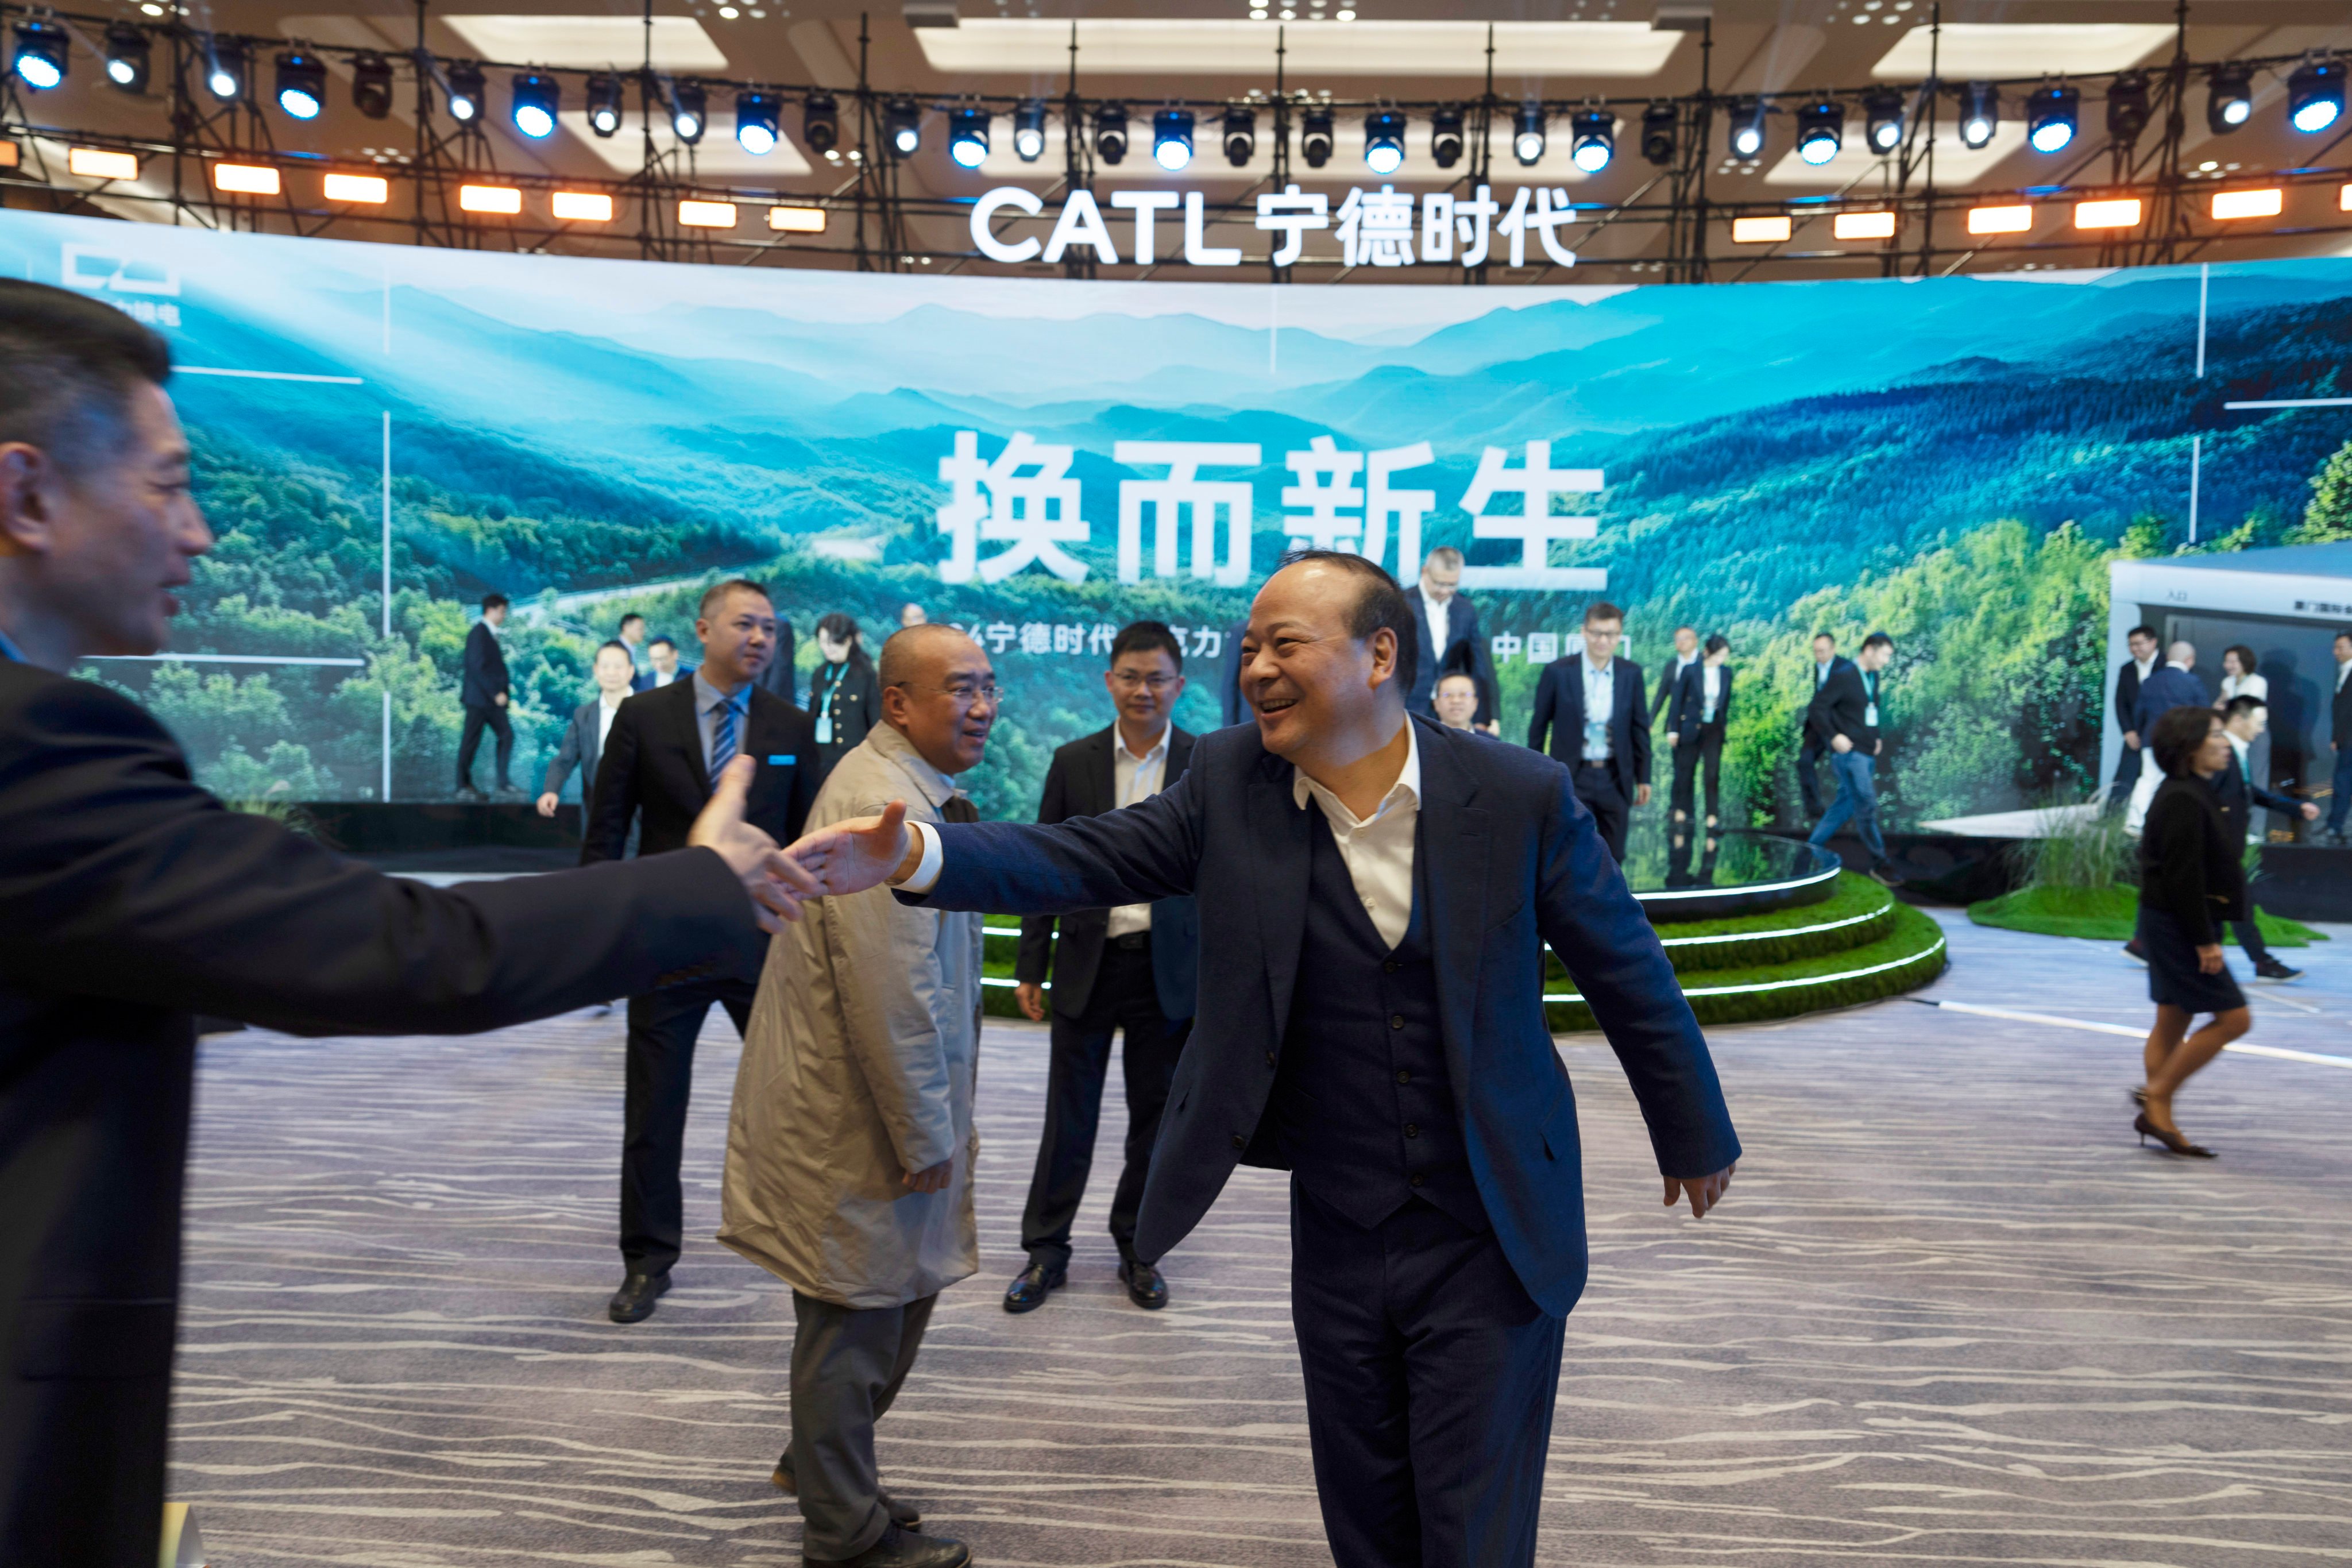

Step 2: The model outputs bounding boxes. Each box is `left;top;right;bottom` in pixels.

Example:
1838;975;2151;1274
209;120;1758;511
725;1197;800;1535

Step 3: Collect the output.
905;1158;953;1194
1664;1163;1735;1219
688;754;820;932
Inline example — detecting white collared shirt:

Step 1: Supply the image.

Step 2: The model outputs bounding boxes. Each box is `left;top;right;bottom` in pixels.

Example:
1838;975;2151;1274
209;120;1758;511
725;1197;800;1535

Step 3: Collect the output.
1702;663;1724;721
596;689;625;752
1418;587;1450;643
1581;656;1616;762
1106;722;1172;939
2337;658;2350;692
1291;719;1420;951
2134;653;2157;682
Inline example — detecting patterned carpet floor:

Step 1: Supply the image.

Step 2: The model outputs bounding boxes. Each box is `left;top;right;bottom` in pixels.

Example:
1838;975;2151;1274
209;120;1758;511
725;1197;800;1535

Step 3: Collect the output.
171;911;2352;1566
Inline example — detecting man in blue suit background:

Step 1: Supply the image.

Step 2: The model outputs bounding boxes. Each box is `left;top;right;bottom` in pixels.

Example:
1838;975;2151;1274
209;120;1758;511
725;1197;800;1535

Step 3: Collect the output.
787;551;1740;1567
1526;600;1651;862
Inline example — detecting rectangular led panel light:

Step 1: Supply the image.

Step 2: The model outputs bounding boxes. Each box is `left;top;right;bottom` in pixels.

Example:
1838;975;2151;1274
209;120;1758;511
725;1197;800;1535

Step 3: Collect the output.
2343;184;2352;211
915;19;1683;78
323;172;390;204
0;139;18;169
551;190;615;222
1966;203;2033;234
767;204;827;233
458;184;523;214
69;147;140;181
678;199;738;229
1730;215;1791;244
2210;188;2283;220
2075;198;2142;230
212;163;281;195
1833;210;1897;240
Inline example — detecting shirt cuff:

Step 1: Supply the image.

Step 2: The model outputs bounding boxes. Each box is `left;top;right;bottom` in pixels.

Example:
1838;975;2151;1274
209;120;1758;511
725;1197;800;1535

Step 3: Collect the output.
891;819;945;894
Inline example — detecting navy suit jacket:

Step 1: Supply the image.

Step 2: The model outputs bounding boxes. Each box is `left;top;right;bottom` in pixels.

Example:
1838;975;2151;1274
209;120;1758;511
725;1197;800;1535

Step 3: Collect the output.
459;621;508;709
2133;665;2207;737
1408;593;1498;727
902;715;1740;1318
1527;655;1651;803
1669;662;1734;741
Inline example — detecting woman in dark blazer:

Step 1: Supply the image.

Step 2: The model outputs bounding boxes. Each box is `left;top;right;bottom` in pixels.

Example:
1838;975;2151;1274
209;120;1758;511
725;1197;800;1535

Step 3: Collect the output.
806;612;881;780
2133;704;2253;1158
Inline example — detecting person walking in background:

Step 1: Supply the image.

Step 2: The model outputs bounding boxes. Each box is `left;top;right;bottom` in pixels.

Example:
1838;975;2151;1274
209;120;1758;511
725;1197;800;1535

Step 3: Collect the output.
719;623;996;1568
1009;622;1198;1315
585;579;820;1325
2126;640;2206;833
455;592;516;801
617;612;648;676
1404;546;1499;733
2213;696;2320;982
1667;635;1733;882
753;612;801;706
1650;624;1700;727
2215;643;2270;798
2132;705;2254;1159
1528;600;1650;861
2324;630;2352;846
1432;667;1484;732
898;602;928;629
2108;625;2160;816
1798;632;1850;821
639;634;695;690
538;639;637;825
809;612;882;779
1808;631;1902;887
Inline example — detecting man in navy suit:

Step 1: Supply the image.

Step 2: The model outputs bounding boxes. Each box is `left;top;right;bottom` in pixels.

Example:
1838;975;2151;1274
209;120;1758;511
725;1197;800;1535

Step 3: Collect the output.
1527;600;1651;861
2125;640;2207;832
455;592;514;800
1404;546;1498;731
1798;631;1850;820
786;551;1739;1567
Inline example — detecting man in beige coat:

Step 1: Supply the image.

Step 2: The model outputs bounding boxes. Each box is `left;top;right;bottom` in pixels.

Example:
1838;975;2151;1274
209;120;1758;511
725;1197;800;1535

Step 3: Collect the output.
721;623;994;1568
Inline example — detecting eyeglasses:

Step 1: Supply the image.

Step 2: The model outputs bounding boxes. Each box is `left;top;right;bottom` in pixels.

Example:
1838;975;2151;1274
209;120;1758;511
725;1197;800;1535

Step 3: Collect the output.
900;681;1006;710
1109;671;1178;692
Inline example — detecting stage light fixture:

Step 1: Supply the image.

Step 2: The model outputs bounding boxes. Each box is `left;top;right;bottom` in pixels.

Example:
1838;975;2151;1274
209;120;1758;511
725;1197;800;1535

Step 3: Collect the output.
1364;108;1406;175
1640;101;1677;167
2288;58;2343;134
275;51;326;121
886;97;921;155
103;25;149;92
551;190;615;222
1863;86;1905;153
11;21;67;91
443;60;484;123
1965;202;2032;234
457;183;522;214
1094;102;1130;164
737;90;782;156
2026;83;2077;153
1569;109;1613;173
323;171;389;203
203;38;247;103
586;73;624;137
948;106;990;168
803;91;839;153
69;146;139;181
2211;187;2283;220
2207;63;2253;134
1833;210;1896;241
1222;106;1256;167
213;162;280;195
1014;99;1048;161
768;204;827;233
1301;105;1335;168
1726;97;1766;160
1430;104;1466;169
1731;214;1790;244
1154;109;1195;171
353;52;394;119
512;71;560;140
2075;197;2141;229
670;80;706;144
1957;82;1998;149
1794;98;1843;165
678;199;737;229
2106;70;2150;143
1513;102;1547;164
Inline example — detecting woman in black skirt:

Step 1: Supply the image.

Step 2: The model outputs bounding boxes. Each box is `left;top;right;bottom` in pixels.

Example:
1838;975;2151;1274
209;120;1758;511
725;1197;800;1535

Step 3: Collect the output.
2133;705;2253;1158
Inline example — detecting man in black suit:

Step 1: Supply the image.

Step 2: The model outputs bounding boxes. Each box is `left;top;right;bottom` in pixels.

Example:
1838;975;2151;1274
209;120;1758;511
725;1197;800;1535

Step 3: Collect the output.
2215;696;2320;980
1667;635;1734;880
636;633;697;692
0;280;813;1567
2108;624;2160;813
1798;631;1848;820
586;578;821;1323
1808;631;1902;886
1404;546;1498;731
1649;623;1701;725
2326;631;2352;845
1528;600;1650;860
1009;622;1200;1314
456;592;515;800
537;639;639;825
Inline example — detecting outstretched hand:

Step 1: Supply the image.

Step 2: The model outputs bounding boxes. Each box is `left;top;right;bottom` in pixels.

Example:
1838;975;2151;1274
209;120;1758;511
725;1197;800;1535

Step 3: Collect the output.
1665;1162;1735;1219
782;800;915;896
688;754;820;933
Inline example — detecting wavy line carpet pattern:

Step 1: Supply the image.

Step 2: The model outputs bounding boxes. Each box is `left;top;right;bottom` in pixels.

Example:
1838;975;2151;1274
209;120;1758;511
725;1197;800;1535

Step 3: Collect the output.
171;912;2352;1566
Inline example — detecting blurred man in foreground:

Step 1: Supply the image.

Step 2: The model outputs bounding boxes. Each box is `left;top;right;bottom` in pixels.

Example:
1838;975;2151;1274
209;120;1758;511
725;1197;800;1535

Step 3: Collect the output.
0;279;812;1567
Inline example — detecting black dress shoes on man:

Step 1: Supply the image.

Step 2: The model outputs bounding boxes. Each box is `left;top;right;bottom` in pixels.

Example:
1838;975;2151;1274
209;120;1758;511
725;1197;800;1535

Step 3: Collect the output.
1118;1258;1168;1311
772;1450;920;1529
806;1524;968;1568
607;1270;671;1323
1002;1260;1065;1313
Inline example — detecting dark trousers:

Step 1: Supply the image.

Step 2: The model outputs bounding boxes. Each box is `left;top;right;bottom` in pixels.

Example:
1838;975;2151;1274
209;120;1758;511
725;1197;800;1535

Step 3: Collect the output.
2231;916;2272;965
0;1372;169;1568
1291;1181;1565;1568
1669;727;1725;872
1022;943;1189;1271
1797;735;1827;817
1573;762;1629;863
1809;750;1887;867
2331;745;2352;835
2110;739;2144;812
620;976;754;1276
790;1289;936;1562
456;702;514;790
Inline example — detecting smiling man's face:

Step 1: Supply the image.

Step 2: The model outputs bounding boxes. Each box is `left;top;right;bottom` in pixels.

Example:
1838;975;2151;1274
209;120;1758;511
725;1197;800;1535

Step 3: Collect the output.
1240;559;1398;761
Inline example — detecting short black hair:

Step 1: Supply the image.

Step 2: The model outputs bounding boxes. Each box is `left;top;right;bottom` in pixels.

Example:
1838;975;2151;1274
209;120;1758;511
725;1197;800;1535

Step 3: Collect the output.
618;612;646;629
1276;549;1418;693
698;577;772;619
2223;693;2266;721
1584;601;1625;628
481;592;509;612
0;279;173;474
1811;630;1836;646
1110;620;1183;671
1861;631;1893;653
2129;624;2160;643
1704;634;1729;656
648;634;677;651
2150;704;2219;778
595;639;632;662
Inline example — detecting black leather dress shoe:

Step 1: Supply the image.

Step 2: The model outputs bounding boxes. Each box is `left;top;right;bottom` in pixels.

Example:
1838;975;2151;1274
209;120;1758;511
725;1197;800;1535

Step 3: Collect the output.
806;1524;968;1568
773;1451;920;1530
1119;1258;1168;1311
607;1270;671;1323
1002;1261;1065;1314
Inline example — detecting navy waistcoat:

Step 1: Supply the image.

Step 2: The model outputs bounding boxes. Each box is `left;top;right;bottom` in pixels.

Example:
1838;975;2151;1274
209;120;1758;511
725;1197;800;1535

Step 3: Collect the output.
1266;805;1489;1234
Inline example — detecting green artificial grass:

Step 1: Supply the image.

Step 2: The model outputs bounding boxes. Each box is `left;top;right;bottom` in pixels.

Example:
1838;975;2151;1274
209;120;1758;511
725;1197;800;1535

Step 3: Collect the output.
1968;883;2324;948
1582;872;1895;975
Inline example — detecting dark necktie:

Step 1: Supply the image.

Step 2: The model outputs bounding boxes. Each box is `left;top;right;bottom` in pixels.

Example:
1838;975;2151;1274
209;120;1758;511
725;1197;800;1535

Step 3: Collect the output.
941;795;979;825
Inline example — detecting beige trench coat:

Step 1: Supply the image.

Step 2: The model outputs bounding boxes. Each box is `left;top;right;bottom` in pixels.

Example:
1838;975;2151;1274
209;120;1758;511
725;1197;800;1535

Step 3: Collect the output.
718;723;983;1310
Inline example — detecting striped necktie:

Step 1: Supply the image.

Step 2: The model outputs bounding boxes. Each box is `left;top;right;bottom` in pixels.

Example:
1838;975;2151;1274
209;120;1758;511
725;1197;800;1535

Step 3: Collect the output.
710;693;741;778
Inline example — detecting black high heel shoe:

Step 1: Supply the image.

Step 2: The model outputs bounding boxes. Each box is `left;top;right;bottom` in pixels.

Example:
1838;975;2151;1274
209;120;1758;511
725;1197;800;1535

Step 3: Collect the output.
2134;1111;2215;1158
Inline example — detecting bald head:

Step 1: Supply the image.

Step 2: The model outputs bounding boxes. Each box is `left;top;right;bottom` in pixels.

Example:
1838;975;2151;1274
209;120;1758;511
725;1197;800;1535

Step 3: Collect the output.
879;623;996;776
879;621;974;689
2168;640;2196;668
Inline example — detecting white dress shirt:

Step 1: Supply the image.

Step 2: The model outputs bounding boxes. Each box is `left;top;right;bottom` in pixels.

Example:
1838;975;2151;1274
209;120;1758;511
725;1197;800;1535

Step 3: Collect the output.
1291;720;1421;951
1418;588;1450;645
1106;723;1172;939
2339;658;2351;693
2219;671;2268;703
1701;664;1724;723
596;690;625;752
1581;656;1616;762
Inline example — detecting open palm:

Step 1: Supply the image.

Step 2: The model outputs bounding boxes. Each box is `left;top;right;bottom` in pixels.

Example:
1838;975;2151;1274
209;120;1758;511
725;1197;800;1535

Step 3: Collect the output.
782;801;913;896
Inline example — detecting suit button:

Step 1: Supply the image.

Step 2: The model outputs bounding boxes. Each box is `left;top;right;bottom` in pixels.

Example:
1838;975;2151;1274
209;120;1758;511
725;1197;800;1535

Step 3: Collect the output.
1396;1069;1411;1085
1231;1133;1246;1150
1390;1014;1405;1030
1404;1123;1419;1139
1409;1173;1425;1188
1383;960;1400;974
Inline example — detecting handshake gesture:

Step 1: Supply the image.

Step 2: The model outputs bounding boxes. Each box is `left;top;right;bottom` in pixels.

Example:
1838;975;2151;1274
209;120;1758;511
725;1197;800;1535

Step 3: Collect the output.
685;764;919;929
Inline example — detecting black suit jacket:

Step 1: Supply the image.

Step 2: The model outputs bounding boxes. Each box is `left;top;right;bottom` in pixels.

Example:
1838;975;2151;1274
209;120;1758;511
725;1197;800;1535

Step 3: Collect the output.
543;696;615;808
2334;665;2352;747
1803;656;1855;748
750;620;798;703
2213;744;2300;891
631;663;696;695
2114;658;2148;737
460;621;508;710
1219;619;1250;728
1669;661;1734;741
1809;659;1880;751
0;658;763;1560
1527;656;1651;801
1650;654;1700;724
1013;726;1200;1020
1408;592;1498;727
582;677;818;864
